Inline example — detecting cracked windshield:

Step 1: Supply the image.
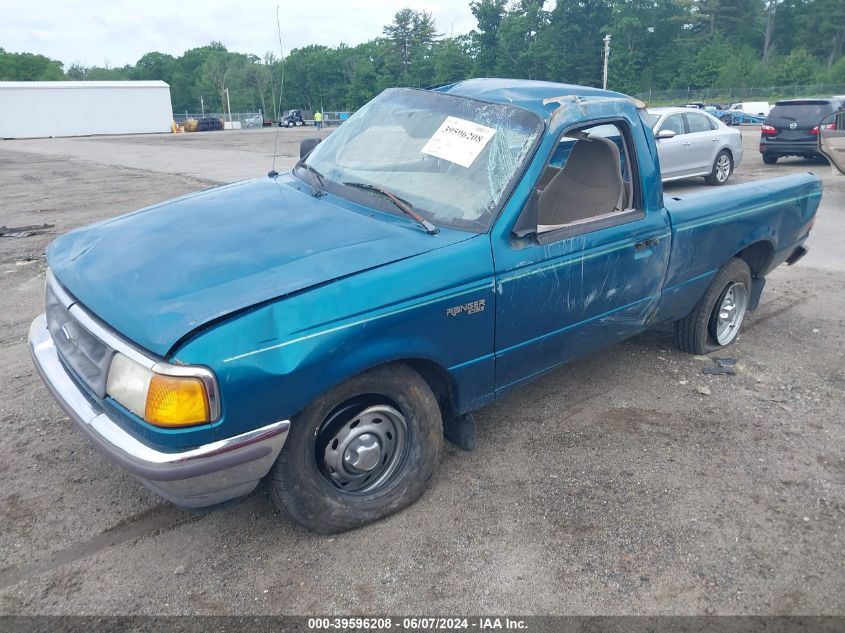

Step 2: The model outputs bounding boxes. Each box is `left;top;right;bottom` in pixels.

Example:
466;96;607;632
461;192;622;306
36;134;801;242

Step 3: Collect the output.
301;87;543;231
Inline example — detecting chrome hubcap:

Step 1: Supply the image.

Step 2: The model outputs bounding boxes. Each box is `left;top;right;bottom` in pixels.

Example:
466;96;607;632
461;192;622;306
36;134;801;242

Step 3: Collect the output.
716;155;731;182
715;282;748;345
319;404;407;493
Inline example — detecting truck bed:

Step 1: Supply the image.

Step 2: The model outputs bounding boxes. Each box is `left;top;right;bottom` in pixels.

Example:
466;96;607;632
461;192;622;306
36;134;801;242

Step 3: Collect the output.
656;172;822;323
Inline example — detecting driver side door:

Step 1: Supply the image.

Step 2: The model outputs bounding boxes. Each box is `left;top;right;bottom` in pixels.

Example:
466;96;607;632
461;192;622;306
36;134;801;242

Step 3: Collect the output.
492;117;671;391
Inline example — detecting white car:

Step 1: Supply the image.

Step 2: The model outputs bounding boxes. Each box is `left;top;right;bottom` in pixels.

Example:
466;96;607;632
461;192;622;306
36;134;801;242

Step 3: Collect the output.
243;114;263;128
646;107;744;185
727;101;771;117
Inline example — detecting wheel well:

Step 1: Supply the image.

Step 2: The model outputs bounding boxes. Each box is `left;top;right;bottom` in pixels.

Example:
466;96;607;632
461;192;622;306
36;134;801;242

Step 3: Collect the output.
736;241;773;278
401;359;458;421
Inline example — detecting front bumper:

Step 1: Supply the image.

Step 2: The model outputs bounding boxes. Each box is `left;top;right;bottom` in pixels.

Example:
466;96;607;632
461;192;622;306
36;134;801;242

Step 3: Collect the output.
28;313;289;509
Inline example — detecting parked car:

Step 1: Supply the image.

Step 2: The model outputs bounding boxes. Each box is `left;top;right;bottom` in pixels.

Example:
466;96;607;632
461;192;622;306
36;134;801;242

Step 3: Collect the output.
646;106;743;185
196;116;223;132
280;109;305;127
30;79;828;533
243;114;263;128
760;97;845;164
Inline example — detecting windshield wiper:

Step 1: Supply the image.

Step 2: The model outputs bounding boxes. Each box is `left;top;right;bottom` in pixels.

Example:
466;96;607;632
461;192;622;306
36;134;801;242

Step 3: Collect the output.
294;162;326;197
343;182;439;235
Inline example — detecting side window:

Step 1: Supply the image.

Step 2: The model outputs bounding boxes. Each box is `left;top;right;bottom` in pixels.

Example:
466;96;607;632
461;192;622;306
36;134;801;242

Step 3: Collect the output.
659;114;685;136
686;113;712;134
530;120;641;237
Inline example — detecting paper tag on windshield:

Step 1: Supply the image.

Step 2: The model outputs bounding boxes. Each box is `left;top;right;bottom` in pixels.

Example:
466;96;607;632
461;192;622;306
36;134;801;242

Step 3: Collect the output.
421;116;496;168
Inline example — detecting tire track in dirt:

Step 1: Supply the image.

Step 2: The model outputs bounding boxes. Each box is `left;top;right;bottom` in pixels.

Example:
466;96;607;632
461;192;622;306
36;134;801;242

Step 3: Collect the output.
0;505;203;591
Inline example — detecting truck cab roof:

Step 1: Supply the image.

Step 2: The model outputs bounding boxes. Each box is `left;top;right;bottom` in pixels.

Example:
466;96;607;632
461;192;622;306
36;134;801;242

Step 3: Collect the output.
432;78;633;120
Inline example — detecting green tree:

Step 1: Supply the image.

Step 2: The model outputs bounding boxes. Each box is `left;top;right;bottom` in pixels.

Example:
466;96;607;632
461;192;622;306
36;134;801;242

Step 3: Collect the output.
0;48;64;80
470;0;507;76
383;8;439;85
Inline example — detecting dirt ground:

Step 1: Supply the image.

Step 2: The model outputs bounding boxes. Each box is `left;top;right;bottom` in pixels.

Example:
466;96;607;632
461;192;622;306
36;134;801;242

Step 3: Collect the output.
0;126;843;616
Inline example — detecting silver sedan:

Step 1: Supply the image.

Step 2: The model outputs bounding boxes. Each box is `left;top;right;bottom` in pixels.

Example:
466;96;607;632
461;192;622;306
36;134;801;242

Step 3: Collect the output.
646;107;743;185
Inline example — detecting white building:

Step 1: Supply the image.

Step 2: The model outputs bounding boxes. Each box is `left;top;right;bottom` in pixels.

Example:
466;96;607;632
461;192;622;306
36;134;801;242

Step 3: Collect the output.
0;80;174;139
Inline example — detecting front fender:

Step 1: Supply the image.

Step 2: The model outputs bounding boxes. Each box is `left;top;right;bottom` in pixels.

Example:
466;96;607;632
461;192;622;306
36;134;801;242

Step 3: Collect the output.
172;236;496;439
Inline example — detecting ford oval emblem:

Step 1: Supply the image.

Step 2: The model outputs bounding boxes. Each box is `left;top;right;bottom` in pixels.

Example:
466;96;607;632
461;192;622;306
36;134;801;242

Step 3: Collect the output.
789;122;798;129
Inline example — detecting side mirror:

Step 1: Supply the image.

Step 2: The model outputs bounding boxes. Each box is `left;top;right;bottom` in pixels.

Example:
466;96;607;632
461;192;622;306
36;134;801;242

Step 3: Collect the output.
657;129;676;140
818;112;845;175
300;138;322;159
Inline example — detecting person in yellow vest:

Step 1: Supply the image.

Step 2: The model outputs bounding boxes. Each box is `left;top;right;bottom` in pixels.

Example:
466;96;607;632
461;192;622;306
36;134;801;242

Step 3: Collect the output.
314;111;323;130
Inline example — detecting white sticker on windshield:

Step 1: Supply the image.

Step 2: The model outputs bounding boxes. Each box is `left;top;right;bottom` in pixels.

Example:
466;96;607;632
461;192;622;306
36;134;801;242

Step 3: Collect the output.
421;116;496;168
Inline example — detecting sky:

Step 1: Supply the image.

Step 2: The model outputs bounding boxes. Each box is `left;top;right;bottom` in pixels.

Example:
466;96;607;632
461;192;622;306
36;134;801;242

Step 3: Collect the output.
1;0;479;68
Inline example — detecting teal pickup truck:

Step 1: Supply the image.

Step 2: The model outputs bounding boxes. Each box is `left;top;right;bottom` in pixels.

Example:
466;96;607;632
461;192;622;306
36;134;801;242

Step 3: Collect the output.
29;79;832;533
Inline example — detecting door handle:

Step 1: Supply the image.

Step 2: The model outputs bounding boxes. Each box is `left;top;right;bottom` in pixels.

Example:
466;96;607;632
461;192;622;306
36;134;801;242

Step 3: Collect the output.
712;137;719;141
682;142;691;146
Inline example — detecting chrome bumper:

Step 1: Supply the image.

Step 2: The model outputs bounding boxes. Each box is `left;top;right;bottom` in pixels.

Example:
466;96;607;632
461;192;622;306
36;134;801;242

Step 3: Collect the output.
28;313;289;509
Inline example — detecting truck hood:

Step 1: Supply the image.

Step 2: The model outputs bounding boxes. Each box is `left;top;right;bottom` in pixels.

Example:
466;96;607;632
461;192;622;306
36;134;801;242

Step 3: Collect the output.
48;176;474;356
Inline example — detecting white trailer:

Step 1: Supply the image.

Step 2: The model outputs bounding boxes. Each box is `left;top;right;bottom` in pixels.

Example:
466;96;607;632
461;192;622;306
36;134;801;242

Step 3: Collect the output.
0;80;174;139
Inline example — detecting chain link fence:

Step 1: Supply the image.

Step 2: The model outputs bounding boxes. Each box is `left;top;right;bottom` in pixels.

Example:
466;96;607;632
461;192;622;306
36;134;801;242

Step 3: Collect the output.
635;84;845;106
172;110;353;130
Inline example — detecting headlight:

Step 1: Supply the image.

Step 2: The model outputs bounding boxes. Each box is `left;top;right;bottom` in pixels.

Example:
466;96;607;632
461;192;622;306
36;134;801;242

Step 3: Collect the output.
106;353;212;427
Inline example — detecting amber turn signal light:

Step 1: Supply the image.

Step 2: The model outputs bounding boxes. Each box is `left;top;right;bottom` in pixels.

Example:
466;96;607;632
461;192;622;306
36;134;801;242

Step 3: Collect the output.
144;374;210;427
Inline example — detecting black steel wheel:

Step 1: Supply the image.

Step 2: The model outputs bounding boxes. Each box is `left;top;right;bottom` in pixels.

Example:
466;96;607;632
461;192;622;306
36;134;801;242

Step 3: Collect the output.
317;401;408;494
269;364;442;533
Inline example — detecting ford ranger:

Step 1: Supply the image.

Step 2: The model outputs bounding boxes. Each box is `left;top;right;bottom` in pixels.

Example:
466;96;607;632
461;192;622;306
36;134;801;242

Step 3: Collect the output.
29;79;827;532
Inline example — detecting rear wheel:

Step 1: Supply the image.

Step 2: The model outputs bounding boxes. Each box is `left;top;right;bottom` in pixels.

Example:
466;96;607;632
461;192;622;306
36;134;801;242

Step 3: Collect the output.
675;258;752;355
269;364;443;533
705;150;733;185
762;154;778;165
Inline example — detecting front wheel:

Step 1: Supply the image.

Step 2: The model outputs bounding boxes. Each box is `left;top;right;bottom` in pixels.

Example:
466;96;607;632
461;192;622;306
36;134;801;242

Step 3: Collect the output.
705;150;733;185
674;258;752;355
269;364;443;533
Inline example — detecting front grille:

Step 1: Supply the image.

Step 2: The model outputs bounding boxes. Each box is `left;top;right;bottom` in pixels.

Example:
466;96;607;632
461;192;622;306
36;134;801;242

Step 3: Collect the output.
45;284;113;397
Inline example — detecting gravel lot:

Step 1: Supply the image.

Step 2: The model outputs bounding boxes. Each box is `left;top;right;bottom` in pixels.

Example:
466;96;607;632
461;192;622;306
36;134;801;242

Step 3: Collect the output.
0;126;843;615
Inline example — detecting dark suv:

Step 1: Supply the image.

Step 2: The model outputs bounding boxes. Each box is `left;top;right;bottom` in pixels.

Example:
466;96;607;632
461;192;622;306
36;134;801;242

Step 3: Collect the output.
760;98;845;164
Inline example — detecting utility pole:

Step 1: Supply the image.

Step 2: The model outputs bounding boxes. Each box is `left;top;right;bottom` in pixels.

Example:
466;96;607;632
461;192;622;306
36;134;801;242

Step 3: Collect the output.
602;34;611;90
200;95;205;117
225;88;232;123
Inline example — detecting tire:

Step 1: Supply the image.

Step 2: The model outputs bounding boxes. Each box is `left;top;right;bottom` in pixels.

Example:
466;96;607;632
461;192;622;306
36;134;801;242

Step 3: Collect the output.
762;154;778;165
705;150;733;185
674;258;752;355
720;115;732;125
269;363;443;533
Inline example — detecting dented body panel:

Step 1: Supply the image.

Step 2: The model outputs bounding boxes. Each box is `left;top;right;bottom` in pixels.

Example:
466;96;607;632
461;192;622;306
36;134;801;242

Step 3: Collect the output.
35;78;822;464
